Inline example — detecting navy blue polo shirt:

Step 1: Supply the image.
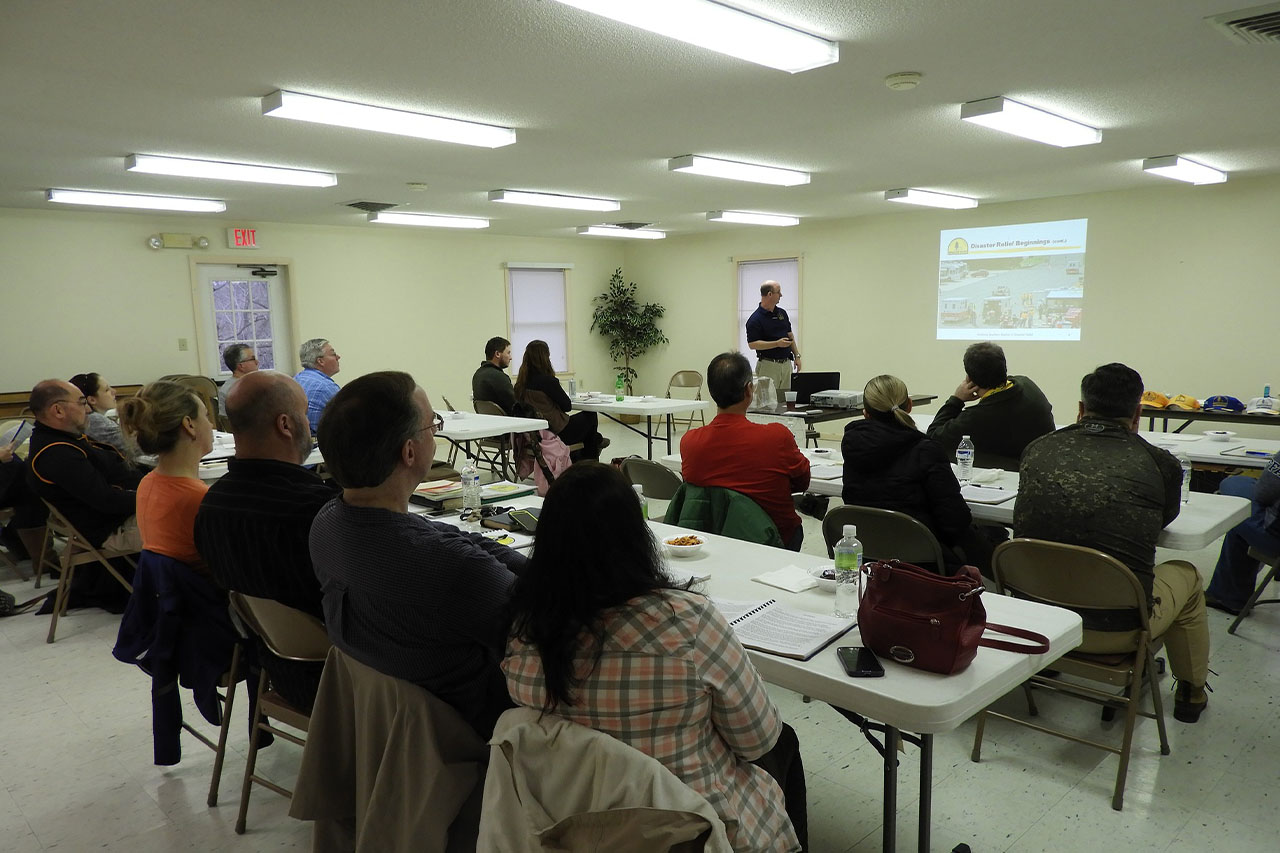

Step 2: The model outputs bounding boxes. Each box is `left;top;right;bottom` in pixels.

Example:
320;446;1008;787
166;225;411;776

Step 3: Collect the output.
745;304;793;361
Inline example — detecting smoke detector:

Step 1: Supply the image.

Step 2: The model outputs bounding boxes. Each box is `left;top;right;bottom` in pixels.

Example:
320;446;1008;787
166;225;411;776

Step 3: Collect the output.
885;72;923;91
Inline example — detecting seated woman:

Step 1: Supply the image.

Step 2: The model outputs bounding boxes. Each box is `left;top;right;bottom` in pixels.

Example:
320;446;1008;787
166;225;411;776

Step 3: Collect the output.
503;463;804;853
513;339;605;460
841;374;991;573
70;372;141;464
117;380;215;576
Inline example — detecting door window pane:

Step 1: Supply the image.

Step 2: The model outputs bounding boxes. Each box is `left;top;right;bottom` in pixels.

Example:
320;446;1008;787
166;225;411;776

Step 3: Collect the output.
212;277;277;373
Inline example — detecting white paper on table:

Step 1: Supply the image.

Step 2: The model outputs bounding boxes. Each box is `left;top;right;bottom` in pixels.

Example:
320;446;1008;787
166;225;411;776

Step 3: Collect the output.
752;565;819;593
961;485;1017;504
809;464;843;480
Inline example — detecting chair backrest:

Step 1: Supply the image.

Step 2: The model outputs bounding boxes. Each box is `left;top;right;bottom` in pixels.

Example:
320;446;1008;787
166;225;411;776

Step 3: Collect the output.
441;396;459;412
621;458;683;500
991;538;1151;636
474;399;506;417
821;504;948;568
164;375;219;420
228;592;330;662
666;370;703;395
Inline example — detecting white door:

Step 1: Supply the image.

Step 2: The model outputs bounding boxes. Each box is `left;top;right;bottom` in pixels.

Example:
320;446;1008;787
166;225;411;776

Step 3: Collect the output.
194;264;294;377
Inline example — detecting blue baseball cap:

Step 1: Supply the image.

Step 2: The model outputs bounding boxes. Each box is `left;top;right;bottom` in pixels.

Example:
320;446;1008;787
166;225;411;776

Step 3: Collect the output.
1202;395;1245;413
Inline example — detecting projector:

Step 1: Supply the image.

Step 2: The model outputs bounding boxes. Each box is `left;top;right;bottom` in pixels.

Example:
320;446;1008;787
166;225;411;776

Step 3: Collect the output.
811;390;865;409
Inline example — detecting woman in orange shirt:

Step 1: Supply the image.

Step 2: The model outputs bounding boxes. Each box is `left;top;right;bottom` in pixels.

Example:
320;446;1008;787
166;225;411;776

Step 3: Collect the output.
118;380;214;574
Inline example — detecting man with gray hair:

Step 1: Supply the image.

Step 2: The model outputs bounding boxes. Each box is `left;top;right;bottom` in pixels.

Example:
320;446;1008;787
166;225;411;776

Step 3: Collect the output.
217;343;259;419
293;337;341;433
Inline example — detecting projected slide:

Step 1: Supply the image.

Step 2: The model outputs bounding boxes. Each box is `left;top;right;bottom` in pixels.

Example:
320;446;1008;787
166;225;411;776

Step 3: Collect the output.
936;218;1087;341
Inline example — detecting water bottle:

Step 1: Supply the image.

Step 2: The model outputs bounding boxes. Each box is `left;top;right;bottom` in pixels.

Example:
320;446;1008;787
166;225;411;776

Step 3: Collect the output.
568;377;577;397
1176;449;1193;504
615;374;625;401
460;459;482;530
633;483;648;519
956;435;975;485
834;525;863;618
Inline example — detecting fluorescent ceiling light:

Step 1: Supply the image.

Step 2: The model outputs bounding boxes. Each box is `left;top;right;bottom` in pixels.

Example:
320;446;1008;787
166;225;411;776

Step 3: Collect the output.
706;210;799;227
1141;155;1227;185
576;225;665;239
960;96;1101;147
368;211;489;229
884;188;978;209
550;0;838;73
669;154;809;186
488;189;620;211
126;154;337;187
46;189;226;213
261;90;516;148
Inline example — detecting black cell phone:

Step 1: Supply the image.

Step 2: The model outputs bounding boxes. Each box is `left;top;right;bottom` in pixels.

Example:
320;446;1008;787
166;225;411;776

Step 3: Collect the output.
508;508;539;534
837;646;885;678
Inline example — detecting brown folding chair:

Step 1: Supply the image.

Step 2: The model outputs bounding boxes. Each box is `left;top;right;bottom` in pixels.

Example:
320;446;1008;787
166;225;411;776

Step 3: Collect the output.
472;399;516;480
970;538;1170;811
41;499;137;643
440;396;463;467
228;591;330;834
1227;546;1280;635
665;370;706;431
620;458;682;522
820;504;949;570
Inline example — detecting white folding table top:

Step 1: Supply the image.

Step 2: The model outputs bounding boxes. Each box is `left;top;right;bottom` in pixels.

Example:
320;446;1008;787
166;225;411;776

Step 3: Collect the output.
436;411;547;440
572;395;710;417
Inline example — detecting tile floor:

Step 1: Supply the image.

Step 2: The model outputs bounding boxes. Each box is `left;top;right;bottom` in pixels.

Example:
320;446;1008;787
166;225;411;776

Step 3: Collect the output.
1;418;1277;852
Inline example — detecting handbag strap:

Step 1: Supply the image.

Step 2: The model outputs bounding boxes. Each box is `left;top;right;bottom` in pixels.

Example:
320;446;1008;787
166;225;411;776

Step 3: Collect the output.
979;622;1051;655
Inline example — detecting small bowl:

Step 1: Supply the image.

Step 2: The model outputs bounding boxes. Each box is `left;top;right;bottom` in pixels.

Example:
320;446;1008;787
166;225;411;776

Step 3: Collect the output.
809;565;837;592
663;535;705;557
1205;430;1236;442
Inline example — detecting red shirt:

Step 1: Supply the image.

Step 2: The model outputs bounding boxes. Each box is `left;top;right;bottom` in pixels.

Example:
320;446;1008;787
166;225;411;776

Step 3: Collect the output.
680;413;810;543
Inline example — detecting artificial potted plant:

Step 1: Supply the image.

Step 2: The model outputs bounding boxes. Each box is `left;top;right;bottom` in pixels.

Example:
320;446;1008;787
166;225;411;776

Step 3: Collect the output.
589;268;669;417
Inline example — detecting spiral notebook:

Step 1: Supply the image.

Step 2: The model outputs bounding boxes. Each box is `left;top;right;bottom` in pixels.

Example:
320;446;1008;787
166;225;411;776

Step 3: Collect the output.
712;597;855;660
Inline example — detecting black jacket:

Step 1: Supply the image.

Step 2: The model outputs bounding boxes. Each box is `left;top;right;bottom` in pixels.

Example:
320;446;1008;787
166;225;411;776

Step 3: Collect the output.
841;418;972;546
925;375;1055;471
27;421;142;546
471;362;516;415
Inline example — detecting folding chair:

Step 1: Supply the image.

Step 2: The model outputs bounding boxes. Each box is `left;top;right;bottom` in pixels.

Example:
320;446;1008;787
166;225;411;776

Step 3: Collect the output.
1227;546;1280;635
665;370;706;431
41;499;137;643
620;457;682;522
820;504;949;570
228;592;330;834
472;400;515;480
0;507;24;580
970;538;1170;811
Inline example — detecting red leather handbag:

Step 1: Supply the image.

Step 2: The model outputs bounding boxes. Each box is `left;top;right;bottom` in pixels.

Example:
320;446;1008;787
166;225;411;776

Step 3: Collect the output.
857;560;1050;675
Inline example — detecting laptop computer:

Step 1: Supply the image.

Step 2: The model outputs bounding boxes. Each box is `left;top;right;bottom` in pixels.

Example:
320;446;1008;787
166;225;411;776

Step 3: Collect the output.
790;372;841;404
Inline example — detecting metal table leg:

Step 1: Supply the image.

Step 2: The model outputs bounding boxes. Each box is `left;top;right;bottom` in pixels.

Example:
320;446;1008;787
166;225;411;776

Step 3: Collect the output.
883;725;899;853
918;733;933;853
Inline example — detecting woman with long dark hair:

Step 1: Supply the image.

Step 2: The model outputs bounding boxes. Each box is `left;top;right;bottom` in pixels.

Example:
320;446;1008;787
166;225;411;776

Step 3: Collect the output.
513;339;605;460
70;372;140;462
502;462;804;852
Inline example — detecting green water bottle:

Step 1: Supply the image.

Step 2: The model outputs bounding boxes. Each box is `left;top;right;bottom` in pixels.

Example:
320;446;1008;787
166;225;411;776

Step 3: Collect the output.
615;374;625;401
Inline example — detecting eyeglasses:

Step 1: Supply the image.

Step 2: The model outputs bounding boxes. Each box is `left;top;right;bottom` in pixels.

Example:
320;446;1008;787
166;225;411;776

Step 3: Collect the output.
53;397;90;408
419;412;445;436
239;356;258;364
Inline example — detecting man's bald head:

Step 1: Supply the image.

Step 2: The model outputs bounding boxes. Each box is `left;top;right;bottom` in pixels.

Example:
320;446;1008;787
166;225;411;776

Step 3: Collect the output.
30;379;89;432
226;370;311;463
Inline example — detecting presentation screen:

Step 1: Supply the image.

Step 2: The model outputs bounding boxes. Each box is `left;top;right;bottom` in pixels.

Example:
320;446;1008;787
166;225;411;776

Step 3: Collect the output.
936;218;1087;341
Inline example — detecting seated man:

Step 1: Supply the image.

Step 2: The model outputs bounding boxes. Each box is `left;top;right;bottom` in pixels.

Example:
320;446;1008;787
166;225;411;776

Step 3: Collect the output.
1203;451;1280;614
26;379;142;552
308;371;527;737
1015;363;1211;723
293;337;341;433
217;343;259;418
194;371;337;712
681;352;810;550
926;341;1055;470
471;335;516;415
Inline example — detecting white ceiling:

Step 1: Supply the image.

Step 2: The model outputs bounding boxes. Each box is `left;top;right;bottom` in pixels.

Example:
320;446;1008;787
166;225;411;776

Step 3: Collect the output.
2;0;1278;238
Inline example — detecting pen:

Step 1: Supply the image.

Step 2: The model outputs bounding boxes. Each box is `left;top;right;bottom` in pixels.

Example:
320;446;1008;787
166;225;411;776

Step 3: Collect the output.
1244;450;1271;457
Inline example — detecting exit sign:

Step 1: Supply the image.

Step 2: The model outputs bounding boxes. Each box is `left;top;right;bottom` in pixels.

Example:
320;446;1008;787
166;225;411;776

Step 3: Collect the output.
226;227;259;249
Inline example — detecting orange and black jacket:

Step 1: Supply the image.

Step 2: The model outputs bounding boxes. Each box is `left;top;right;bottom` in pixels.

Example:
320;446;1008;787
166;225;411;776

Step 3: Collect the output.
27;421;143;546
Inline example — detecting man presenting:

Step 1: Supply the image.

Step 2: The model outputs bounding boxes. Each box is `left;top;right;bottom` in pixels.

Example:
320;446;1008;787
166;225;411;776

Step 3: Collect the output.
471;336;516;415
195;370;336;712
217;343;259;418
309;371;527;737
745;281;800;408
293;337;341;433
926;342;1054;470
1015;363;1212;723
681;352;810;550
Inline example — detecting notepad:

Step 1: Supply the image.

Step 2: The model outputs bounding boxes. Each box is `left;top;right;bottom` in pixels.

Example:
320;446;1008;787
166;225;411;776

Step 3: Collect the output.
961;485;1017;504
712;597;855;660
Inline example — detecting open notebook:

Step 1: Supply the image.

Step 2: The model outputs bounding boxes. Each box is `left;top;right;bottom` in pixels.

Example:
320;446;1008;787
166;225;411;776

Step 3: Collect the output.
712;597;855;661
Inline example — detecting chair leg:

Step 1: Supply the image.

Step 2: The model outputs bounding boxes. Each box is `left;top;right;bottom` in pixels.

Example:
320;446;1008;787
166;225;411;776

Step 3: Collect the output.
970;710;988;762
1146;651;1171;756
1110;651;1150;811
1227;561;1279;635
1023;682;1039;716
32;526;53;588
208;643;242;807
235;668;269;834
46;549;77;644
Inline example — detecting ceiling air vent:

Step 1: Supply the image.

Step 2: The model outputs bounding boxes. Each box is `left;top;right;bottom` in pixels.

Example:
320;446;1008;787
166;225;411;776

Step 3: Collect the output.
343;200;401;213
1206;3;1280;43
611;221;653;230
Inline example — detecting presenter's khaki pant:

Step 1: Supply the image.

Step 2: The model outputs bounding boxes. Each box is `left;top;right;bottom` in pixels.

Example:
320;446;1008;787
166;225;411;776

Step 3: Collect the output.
756;358;792;407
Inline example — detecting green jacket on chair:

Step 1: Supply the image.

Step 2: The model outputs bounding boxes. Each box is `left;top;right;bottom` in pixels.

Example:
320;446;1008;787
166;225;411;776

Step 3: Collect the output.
664;483;785;549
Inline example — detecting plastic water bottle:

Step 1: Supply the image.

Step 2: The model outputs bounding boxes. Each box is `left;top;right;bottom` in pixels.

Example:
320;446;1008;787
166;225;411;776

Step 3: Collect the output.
633;483;648;519
834;525;863;618
460;459;482;530
568;377;577;397
615;374;625;401
1176;449;1193;504
956;435;975;485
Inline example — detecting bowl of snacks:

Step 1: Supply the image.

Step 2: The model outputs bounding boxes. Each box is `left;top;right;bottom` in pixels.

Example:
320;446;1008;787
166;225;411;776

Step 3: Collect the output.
663;534;705;557
810;565;838;592
1204;430;1236;442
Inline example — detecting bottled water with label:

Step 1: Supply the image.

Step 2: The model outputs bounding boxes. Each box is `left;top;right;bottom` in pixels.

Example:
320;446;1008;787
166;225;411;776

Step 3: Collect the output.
460;459;482;530
1176;449;1193;504
956;435;975;485
615;374;625;401
834;524;863;618
633;483;648;519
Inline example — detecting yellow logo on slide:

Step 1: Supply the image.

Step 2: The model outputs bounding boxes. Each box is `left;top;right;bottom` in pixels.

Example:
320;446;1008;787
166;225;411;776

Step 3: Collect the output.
947;237;969;255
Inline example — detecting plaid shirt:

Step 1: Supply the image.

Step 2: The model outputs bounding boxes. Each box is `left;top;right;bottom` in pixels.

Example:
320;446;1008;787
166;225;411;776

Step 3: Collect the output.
503;589;798;852
293;367;340;432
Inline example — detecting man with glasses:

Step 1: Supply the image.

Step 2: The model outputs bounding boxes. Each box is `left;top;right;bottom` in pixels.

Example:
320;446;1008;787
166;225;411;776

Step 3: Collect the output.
308;371;526;738
294;337;341;433
217;343;259;420
26;379;143;555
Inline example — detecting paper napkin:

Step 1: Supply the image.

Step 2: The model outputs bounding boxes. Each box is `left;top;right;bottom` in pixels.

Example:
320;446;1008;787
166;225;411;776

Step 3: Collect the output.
753;565;819;593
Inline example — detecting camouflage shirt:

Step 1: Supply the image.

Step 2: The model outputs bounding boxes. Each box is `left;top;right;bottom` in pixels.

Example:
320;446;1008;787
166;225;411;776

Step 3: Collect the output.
1014;417;1182;602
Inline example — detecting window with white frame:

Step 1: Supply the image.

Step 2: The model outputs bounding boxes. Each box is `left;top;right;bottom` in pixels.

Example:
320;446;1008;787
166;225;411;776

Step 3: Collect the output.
736;257;800;359
507;266;569;375
211;277;278;372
